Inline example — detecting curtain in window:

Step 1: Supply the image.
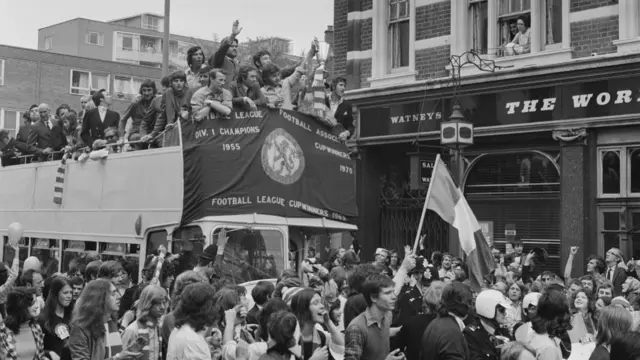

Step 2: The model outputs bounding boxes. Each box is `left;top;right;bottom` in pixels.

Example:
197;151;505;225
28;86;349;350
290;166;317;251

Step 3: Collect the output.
131;78;143;93
114;77;130;94
92;74;109;92
546;0;554;44
72;71;90;89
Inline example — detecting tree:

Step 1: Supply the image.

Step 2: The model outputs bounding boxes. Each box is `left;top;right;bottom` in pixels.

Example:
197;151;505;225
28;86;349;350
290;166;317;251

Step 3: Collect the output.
240;36;301;68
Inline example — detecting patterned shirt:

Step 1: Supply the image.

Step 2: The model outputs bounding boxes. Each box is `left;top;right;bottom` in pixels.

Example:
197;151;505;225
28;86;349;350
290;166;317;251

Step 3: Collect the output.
344;308;390;360
122;320;162;360
0;320;47;360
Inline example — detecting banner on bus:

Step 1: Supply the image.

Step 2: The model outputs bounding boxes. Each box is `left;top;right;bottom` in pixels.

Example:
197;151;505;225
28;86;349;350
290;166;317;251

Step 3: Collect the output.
180;109;358;225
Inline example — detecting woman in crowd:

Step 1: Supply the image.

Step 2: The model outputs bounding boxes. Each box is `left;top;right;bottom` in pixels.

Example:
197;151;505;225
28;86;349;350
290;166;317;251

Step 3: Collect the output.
506;282;525;325
388;251;400;276
61;112;83;150
39;277;73;360
589;305;633;360
290;288;344;360
0;287;57;360
528;289;571;360
249;299;291;360
258;311;299;360
167;282;217;360
122;285;167;360
161;270;207;346
69;279;141;360
568;288;596;343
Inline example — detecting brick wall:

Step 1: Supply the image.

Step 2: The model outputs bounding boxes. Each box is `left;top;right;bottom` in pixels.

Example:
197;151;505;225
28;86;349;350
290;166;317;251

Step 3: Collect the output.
362;0;372;11
0;45;161;115
416;45;450;80
416;1;451;40
570;16;619;58
362;18;373;51
570;0;616;12
333;0;349;78
360;59;372;88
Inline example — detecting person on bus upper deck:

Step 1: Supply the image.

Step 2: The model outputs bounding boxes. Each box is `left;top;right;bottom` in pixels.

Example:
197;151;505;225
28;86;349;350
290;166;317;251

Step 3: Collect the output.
27;103;68;160
118;79;157;140
192;68;233;121
14;105;40;156
230;65;267;111
194;65;211;90
185;46;206;89
81;91;120;149
144;71;194;147
210;20;242;88
326;77;355;142
77;95;91;124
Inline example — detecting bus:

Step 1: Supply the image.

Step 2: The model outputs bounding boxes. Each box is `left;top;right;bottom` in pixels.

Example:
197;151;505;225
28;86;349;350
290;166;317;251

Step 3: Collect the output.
0;112;358;284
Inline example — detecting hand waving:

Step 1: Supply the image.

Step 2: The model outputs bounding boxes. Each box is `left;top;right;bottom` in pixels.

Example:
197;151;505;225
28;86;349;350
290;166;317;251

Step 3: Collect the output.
231;20;242;37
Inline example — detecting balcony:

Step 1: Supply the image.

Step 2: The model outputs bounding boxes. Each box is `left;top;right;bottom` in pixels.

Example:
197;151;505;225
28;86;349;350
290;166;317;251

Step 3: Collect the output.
115;46;162;65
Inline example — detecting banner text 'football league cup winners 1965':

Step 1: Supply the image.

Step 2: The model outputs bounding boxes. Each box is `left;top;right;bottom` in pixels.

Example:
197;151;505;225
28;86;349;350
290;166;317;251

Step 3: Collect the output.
180;109;358;225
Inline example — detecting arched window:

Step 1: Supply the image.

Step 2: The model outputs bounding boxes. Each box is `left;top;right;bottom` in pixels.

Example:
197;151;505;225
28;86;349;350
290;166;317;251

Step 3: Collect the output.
464;151;560;196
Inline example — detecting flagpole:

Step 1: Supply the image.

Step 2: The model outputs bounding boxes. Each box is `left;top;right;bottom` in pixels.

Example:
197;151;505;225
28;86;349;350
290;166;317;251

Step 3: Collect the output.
413;153;441;254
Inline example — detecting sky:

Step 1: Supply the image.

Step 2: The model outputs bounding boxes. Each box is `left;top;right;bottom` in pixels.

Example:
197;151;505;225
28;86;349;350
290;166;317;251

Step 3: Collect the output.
0;0;334;55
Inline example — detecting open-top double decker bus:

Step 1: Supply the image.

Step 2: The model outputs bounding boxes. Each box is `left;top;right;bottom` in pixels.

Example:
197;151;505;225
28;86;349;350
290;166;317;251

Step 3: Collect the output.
0;108;358;285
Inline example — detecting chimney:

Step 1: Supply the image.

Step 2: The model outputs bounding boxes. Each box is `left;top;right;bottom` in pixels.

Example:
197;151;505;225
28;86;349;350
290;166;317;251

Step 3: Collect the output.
324;25;334;47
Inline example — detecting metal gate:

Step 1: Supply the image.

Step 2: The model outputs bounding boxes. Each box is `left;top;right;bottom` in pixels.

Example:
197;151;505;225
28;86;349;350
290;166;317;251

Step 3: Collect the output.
379;205;449;254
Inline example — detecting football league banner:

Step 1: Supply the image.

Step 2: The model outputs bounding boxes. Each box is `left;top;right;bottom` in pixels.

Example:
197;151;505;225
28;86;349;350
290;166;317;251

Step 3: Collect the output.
180;109;358;225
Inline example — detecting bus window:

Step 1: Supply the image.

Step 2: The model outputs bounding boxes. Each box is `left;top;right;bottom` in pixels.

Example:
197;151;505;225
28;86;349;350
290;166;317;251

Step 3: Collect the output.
62;240;97;273
3;236;30;268
214;227;284;284
171;226;204;274
31;238;60;278
147;230;168;258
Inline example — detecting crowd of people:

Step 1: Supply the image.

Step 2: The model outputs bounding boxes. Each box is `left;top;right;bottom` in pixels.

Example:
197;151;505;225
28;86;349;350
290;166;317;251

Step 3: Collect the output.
2;230;640;360
0;20;356;166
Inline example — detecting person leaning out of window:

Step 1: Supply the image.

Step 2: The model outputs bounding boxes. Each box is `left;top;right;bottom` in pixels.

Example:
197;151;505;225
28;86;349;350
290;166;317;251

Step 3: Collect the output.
505;17;531;56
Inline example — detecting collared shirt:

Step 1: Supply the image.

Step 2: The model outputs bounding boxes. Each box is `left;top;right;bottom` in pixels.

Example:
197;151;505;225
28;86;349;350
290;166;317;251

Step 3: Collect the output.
448;312;466;331
186;65;205;90
345;307;390;360
329;95;343;115
607;266;616;281
99;107;107;122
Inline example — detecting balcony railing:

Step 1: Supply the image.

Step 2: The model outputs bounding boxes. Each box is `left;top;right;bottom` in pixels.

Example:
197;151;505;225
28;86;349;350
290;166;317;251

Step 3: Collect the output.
142;23;160;31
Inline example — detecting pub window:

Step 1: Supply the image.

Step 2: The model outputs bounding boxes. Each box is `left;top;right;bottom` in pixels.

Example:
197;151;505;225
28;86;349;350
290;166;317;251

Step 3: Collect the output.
599;208;622;255
545;0;563;46
31;238;60;278
600;149;621;195
470;0;488;54
62;240;97;273
630;210;640;259
388;0;410;69
629;148;640;194
3;236;29;267
464;152;560;195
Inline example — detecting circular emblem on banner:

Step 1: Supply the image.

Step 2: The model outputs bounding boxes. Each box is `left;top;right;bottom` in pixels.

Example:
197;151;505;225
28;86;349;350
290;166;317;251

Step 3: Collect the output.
261;128;305;185
54;323;70;340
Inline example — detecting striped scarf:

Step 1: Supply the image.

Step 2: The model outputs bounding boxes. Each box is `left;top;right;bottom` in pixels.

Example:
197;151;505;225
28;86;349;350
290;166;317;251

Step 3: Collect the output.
53;152;70;205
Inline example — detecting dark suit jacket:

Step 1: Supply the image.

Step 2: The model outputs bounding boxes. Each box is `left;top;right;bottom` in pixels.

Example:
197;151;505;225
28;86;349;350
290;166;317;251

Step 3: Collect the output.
81;108;120;146
27;118;67;153
326;99;355;139
14;122;39;154
608;266;626;296
246;304;261;325
153;88;194;137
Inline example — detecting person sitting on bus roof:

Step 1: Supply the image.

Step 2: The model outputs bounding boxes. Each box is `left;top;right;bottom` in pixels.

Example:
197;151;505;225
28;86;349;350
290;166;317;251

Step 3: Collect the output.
192;68;233;121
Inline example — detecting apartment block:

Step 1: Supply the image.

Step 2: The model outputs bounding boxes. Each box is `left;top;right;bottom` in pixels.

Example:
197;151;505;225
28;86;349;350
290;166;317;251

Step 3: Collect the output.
0;45;161;137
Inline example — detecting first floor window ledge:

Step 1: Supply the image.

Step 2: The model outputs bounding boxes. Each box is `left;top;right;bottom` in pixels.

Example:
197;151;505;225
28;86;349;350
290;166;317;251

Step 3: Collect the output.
368;71;418;88
613;38;640;54
455;48;573;76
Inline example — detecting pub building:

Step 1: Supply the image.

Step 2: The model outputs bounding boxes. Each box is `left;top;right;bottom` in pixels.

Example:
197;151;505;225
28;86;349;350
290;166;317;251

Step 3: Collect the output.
345;57;640;273
334;0;640;273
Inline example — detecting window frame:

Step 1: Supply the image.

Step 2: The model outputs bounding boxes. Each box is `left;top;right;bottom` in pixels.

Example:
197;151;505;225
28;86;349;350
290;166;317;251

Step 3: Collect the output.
388;0;411;71
69;69;111;96
370;0;417;86
597;206;624;256
85;31;104;46
44;36;53;50
469;0;489;55
596;145;640;199
0;59;4;86
0;109;21;138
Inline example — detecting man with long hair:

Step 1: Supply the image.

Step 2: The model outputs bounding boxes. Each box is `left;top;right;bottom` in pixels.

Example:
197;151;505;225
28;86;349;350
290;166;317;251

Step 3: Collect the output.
118;79;157;141
69;279;141;359
229;65;267;111
121;285;167;360
210;20;242;88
